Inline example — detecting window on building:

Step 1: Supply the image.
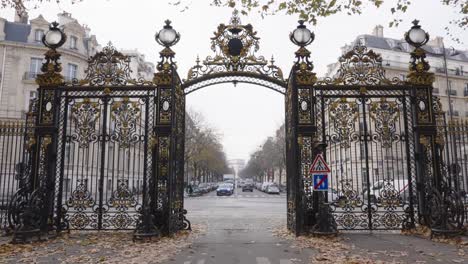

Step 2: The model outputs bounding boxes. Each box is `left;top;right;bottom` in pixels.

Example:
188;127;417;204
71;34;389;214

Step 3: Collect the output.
449;100;455;115
70;36;78;49
29;91;37;99
34;29;44;42
29;58;42;79
464;83;468;96
67;63;78;80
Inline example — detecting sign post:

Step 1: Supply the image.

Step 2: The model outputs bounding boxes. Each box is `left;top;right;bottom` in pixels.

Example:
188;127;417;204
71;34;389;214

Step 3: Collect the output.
309;154;330;191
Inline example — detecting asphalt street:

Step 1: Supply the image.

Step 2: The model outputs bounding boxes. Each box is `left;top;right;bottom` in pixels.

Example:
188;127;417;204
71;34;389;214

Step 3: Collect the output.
170;188;313;264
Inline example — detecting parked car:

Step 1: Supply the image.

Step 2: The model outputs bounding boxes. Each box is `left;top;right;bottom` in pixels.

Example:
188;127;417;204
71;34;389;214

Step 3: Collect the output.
242;183;254;192
364;179;409;204
328;188;347;204
266;184;280;194
261;182;271;192
189;186;203;197
217;183;234;196
255;182;263;190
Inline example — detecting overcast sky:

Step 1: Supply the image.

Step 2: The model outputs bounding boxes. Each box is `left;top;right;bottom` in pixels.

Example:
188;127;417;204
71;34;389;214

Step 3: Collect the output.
1;0;466;161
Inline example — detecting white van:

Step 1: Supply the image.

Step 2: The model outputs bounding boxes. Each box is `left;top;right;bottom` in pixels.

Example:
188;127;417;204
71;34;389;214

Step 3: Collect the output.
364;179;410;204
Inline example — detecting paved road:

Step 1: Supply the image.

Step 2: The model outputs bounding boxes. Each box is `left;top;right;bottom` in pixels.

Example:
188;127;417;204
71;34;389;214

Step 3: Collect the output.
170;188;313;264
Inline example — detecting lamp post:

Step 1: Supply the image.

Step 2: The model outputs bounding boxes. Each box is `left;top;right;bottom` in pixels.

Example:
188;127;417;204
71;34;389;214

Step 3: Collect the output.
154;20;180;78
405;20;433;86
290;20;317;85
36;21;67;86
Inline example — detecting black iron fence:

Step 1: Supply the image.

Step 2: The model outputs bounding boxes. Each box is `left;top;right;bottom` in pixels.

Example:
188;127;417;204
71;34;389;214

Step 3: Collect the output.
438;118;468;225
0;120;26;233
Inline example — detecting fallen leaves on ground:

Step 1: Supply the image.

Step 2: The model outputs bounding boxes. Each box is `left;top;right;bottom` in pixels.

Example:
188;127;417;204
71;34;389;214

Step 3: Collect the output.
0;225;206;264
272;227;399;264
402;225;468;247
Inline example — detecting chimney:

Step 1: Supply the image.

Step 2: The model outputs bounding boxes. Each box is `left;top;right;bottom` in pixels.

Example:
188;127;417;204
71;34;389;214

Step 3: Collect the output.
58;11;75;25
372;25;384;38
14;7;28;24
83;24;91;37
427;36;444;48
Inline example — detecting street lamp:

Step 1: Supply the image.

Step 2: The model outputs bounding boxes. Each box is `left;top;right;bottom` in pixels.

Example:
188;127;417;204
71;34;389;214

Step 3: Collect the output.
404;20;429;48
290;20;317;85
155;20;180;48
154;20;180;80
290;20;314;47
42;21;66;50
405;20;433;86
36;21;66;86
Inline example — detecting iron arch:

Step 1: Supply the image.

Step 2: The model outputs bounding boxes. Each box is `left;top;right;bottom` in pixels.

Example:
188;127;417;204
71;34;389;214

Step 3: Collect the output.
182;10;286;96
182;71;287;95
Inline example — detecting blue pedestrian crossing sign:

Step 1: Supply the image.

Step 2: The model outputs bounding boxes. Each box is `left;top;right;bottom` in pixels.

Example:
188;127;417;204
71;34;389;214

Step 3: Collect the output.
313;174;328;191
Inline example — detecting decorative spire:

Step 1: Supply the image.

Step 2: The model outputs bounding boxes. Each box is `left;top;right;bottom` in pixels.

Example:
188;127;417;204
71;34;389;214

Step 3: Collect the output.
229;9;241;26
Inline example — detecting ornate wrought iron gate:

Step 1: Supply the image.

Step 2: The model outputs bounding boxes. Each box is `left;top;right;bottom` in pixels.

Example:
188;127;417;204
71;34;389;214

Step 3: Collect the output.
310;45;417;230
4;15;465;242
56;88;154;230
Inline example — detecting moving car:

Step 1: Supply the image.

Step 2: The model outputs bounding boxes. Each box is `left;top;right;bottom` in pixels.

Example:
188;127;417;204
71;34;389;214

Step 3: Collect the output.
266;184;280;194
242;183;254;192
216;183;234;196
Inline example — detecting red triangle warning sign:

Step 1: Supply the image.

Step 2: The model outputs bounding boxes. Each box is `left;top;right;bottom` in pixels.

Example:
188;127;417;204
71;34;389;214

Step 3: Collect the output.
309;154;330;174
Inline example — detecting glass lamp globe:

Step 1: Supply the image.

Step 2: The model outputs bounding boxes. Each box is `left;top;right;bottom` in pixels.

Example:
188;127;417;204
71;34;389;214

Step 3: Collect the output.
293;27;312;45
290;20;314;47
157;27;177;46
44;29;62;46
408;27;426;45
156;20;180;47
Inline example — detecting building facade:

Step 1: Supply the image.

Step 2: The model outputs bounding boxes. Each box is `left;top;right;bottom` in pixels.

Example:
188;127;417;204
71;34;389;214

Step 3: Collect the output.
0;11;100;119
0;11;157;120
121;49;155;81
326;25;468;119
324;26;468;194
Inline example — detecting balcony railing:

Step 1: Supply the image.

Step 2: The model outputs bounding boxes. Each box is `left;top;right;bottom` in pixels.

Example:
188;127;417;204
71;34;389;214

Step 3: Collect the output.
23;72;39;80
435;67;468;76
24;72;76;82
446;89;457;96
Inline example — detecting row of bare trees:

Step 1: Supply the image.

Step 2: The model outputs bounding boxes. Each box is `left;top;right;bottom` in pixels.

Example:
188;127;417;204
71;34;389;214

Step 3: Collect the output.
239;124;286;185
184;109;232;184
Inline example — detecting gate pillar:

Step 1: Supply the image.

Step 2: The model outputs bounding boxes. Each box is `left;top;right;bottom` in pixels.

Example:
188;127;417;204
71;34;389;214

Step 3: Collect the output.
148;20;190;237
10;23;66;242
287;21;337;235
405;21;464;234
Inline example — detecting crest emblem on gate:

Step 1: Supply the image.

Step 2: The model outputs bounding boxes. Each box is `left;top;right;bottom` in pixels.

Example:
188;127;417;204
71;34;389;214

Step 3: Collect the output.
71;98;100;148
111;97;141;148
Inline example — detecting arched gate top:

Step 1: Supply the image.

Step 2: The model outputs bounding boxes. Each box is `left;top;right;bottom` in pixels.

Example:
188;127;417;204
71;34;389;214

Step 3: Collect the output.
182;10;287;95
316;43;404;86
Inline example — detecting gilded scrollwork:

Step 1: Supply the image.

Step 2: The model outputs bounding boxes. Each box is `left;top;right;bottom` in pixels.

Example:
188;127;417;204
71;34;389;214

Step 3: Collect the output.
110;98;141;148
66;179;94;213
66;43;152;87
317;43;402;86
369;98;400;148
406;47;434;86
71;98;100;149
108;179;137;211
329;98;359;149
36;49;65;86
40;89;55;125
159;88;172;124
185;10;284;86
